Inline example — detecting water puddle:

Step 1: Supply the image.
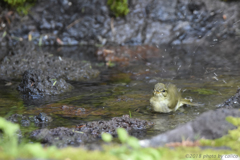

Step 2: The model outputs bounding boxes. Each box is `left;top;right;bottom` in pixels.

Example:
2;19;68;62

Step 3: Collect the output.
0;44;239;140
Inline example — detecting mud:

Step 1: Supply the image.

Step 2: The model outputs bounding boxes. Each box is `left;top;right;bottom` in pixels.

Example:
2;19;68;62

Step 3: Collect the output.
140;109;240;147
31;115;153;147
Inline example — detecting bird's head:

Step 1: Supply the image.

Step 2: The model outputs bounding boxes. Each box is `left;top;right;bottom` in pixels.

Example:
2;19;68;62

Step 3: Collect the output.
153;83;168;97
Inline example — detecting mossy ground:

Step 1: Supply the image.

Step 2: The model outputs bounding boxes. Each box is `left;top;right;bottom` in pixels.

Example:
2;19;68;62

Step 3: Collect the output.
191;88;218;95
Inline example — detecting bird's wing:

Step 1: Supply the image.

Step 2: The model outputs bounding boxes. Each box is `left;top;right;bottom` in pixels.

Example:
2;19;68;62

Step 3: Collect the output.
166;84;179;110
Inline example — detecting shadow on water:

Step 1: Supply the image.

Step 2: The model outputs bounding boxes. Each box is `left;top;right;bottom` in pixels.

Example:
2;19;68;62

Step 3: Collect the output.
0;43;239;140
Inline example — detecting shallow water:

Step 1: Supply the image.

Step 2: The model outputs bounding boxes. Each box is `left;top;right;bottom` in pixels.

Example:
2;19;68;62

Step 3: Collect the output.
0;43;239;140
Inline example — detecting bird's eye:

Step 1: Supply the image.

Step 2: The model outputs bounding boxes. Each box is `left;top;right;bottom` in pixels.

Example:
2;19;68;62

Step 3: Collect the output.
162;90;166;92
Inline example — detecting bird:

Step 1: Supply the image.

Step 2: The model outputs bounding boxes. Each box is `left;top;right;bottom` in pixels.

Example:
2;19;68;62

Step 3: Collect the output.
150;83;200;113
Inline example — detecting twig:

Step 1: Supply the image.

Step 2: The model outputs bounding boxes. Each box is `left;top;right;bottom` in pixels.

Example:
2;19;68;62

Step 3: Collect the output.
111;18;115;35
67;18;82;29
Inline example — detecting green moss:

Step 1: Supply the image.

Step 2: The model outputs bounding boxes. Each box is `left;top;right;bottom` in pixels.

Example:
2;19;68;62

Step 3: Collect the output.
110;73;132;84
102;92;150;116
3;0;35;15
191;88;218;95
60;148;119;160
201;116;240;151
107;0;129;17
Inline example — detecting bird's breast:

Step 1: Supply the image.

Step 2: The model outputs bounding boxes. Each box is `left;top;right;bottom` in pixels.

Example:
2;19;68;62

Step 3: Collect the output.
150;97;172;113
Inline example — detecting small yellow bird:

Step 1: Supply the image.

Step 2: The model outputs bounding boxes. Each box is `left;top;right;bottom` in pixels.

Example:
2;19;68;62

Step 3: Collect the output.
150;83;199;113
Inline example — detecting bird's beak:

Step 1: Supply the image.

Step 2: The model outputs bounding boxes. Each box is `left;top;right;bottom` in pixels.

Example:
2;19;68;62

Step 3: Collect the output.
153;91;159;95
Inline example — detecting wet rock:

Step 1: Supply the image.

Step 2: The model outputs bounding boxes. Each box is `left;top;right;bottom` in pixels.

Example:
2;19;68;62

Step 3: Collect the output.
21;116;31;126
218;88;240;109
7;113;52;128
1;0;240;46
0;41;99;80
34;112;53;123
31;115;153;147
77;115;154;136
140;109;240;147
7;114;24;124
31;127;97;148
17;69;73;97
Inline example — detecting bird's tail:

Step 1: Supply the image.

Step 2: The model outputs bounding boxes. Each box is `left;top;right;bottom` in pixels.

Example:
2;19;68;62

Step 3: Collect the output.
180;99;204;107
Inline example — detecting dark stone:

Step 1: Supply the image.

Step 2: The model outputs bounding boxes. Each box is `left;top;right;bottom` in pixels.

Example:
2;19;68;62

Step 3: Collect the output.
31;115;153;147
1;0;240;46
218;88;240;109
77;115;154;136
30;127;96;148
34;112;53;123
7;113;52;128
0;41;99;81
188;2;205;13
17;69;73;97
7;114;22;123
21;115;30;127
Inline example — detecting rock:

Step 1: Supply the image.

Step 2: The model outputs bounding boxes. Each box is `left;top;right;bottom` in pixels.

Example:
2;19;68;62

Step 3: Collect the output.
77;115;154;136
31;115;153;147
17;69;73;97
0;41;99;81
34;112;53;123
218;88;240;109
1;0;240;46
7;113;52;128
140;109;240;147
30;127;96;148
